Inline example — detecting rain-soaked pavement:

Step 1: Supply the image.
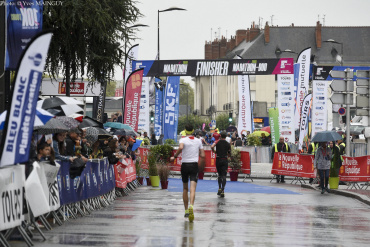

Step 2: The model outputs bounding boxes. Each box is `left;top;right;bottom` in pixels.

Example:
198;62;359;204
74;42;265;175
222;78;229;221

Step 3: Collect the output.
9;177;370;246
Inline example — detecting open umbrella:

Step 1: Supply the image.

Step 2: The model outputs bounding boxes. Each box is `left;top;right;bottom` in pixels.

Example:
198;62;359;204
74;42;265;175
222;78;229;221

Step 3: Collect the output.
103;122;133;130
250;130;270;137
79;116;104;129
0;108;54;130
85;127;112;145
37;96;83;109
112;129;139;137
56;116;80;129
261;126;271;133
34;118;69;135
311;131;342;142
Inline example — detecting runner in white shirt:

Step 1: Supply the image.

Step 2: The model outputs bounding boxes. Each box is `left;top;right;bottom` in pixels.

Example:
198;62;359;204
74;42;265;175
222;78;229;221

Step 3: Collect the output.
170;123;205;222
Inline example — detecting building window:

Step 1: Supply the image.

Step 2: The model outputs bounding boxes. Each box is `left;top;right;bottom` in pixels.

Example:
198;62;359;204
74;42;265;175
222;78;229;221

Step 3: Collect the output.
251;90;256;101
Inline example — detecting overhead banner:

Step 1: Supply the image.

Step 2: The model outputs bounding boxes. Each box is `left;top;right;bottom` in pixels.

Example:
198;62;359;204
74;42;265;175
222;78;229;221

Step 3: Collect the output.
237;75;252;137
339;156;370;182
138;77;149;133
295;48;311;130
298;94;312;150
268;108;280;146
277;74;295;143
311;80;328;138
123;68;144;131
0;165;26;231
133;58;294;77
163;76;180;142
271;152;315;178
0;32;52;167
5;0;43;70
154;78;164;136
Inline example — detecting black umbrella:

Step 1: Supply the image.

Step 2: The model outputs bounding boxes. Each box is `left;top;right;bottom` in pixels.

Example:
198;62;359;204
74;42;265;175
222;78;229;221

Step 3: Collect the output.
226;126;237;133
79;116;104;129
113;129;138;137
34;118;69;135
311;131;342;142
86;127;112;144
37;97;83;109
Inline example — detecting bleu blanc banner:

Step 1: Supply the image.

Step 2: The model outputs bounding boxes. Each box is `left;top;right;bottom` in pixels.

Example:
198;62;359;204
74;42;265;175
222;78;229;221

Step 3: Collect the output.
163;76;180;142
0;32;53;167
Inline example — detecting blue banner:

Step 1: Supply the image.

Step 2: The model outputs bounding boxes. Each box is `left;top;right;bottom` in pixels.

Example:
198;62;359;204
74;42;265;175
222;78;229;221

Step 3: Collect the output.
154;78;163;136
0;32;52;167
6;0;43;70
163;76;180;142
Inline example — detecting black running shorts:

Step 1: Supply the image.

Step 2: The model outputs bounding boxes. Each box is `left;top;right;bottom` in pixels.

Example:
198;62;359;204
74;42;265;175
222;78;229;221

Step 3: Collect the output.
181;162;199;183
216;158;228;177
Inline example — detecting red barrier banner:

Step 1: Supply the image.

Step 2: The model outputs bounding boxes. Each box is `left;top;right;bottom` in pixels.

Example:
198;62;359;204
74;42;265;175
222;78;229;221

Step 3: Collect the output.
170;150;182;171
271;153;315;178
238;151;251;174
339;156;370;182
204;150;217;173
114;161;127;188
138;147;149;169
125;159;136;183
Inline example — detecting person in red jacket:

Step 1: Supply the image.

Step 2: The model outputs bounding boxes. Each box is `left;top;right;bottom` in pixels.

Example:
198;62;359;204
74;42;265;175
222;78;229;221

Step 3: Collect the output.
212;129;221;141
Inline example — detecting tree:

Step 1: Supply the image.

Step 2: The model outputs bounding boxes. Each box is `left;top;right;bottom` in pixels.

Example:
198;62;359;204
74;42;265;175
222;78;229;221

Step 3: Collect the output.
105;81;117;97
179;80;194;113
43;0;141;95
216;113;235;131
177;114;210;134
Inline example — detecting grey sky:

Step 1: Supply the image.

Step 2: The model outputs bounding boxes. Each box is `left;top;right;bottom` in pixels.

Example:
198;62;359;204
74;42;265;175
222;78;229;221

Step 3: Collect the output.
115;0;370;81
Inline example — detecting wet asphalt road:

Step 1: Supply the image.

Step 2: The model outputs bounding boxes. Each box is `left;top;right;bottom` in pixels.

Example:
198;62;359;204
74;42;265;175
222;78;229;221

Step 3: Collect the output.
9;178;370;247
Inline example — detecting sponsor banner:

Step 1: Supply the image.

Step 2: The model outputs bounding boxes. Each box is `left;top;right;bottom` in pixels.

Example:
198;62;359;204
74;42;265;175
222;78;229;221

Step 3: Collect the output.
0;32;52;167
44;162;61;211
5;0;43;70
298;94;312;150
95;81;107;123
138;77;150;133
163;76;180;142
271;152;315;178
154;83;164;136
133;60;157;105
0;165;26;231
277;74;295;143
293;63;300;127
312;81;328;138
114;161;127;188
124;44;139;83
125;158;136;183
268;108;280;146
123;68;144;131
295;48;311;130
237;151;251;175
237;75;252;137
40;79;101;96
138;147;149;169
134;58;294;77
25;162;50;217
339;156;370;182
204;150;217;173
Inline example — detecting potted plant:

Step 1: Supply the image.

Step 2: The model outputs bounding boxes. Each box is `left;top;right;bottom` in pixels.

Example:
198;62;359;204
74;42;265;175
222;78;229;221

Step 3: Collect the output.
149;144;174;187
329;147;341;189
135;158;144;185
157;162;170;189
247;135;262;146
148;150;160;187
228;145;242;181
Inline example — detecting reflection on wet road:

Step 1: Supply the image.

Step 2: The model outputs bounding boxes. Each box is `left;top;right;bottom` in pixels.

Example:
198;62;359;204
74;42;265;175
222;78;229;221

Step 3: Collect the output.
10;178;370;246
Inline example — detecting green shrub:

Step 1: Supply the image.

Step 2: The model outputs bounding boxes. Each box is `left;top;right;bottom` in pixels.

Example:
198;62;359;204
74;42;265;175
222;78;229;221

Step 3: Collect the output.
228;146;242;171
247;135;262;146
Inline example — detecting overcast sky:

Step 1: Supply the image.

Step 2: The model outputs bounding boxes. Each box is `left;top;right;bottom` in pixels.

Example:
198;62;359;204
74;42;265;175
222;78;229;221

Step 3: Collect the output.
115;0;370;82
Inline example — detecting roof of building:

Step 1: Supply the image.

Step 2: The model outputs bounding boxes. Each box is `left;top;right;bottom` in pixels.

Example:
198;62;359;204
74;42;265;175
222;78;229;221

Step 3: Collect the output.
228;25;370;65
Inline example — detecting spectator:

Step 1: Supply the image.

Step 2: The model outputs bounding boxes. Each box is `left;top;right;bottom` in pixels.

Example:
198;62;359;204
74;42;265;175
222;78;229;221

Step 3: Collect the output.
261;133;269;146
90;140;104;159
213;129;221;141
234;137;243;147
104;138;125;164
117;112;123;123
225;133;232;144
314;142;332;194
65;128;89;163
53;132;75;162
36;142;51;162
150;133;158;145
158;134;164;145
271;136;290;183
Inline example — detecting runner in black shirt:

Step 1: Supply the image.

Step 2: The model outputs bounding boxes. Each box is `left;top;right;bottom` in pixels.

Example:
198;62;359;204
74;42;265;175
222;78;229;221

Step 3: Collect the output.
211;131;231;198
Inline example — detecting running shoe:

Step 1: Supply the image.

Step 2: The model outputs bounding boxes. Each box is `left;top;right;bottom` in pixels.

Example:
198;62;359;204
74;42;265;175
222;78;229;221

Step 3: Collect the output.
184;209;189;218
321;189;325;194
325;188;330;193
217;189;222;196
220;191;225;198
188;205;194;222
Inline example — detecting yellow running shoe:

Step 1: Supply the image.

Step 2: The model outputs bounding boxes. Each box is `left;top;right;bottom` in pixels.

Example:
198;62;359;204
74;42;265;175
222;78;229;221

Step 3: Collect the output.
188;205;194;222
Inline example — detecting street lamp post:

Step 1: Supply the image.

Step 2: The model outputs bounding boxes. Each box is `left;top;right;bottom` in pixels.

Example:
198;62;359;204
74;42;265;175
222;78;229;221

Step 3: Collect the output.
157;7;186;60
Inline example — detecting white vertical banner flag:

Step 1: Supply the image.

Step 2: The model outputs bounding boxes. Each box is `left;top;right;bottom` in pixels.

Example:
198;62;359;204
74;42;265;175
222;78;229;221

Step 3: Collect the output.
298;94;312;150
277;74;295;143
237;75;252;137
138;77;150;133
311;80;328;138
294;48;311;131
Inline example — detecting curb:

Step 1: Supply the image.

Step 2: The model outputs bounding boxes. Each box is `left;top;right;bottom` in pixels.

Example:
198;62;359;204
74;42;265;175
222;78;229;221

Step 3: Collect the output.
302;184;370;206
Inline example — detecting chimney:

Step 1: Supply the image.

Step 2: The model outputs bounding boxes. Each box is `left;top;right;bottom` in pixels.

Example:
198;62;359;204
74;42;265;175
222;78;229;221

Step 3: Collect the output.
205;41;212;59
315;21;322;48
264;22;270;43
236;29;247;45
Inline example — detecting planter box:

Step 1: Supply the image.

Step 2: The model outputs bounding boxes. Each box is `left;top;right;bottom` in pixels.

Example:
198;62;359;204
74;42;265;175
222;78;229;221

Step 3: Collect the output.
229;171;239;181
161;180;169;189
150;176;160;187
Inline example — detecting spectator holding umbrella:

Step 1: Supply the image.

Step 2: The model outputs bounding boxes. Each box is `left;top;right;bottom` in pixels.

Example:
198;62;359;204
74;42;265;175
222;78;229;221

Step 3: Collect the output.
314;142;332;194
